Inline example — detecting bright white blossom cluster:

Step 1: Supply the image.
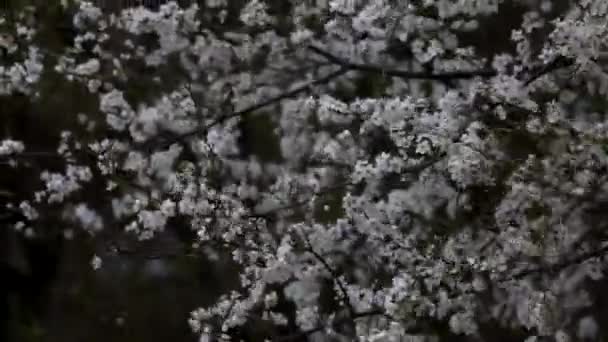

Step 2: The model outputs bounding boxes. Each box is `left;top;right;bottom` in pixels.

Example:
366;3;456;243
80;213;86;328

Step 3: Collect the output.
0;46;44;95
3;0;608;341
0;139;25;156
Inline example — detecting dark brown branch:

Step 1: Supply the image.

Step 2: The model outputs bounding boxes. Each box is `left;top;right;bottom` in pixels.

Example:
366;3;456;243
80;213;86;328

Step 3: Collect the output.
508;244;608;280
523;55;575;86
308;45;498;81
166;67;350;146
254;153;446;222
303;234;355;317
306;151;445;173
308;45;579;89
104;242;199;260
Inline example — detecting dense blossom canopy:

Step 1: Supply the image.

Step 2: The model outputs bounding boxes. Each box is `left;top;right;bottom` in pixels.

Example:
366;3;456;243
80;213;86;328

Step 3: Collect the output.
2;0;608;341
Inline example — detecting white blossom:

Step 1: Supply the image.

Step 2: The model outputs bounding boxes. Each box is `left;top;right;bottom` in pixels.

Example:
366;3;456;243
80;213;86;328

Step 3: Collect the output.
91;254;102;270
74;203;103;233
73;58;101;76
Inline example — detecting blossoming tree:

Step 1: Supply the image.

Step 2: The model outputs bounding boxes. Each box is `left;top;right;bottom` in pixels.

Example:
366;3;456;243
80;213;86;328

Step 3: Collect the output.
2;0;608;341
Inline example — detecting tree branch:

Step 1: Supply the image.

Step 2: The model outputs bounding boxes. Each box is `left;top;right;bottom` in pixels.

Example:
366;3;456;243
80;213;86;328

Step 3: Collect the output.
523;55;575;86
166;67;350;147
308;45;497;81
303;234;355;317
508;243;608;280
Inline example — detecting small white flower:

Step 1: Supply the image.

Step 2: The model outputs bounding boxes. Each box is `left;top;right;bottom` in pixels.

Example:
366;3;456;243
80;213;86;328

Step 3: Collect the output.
74;59;101;76
91;254;102;270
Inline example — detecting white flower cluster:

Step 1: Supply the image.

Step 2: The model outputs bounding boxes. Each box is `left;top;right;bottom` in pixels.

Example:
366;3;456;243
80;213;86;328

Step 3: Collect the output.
0;139;25;156
73;203;104;234
35;165;93;204
117;2;199;66
240;0;274;27
0;47;44;95
73;58;101;76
